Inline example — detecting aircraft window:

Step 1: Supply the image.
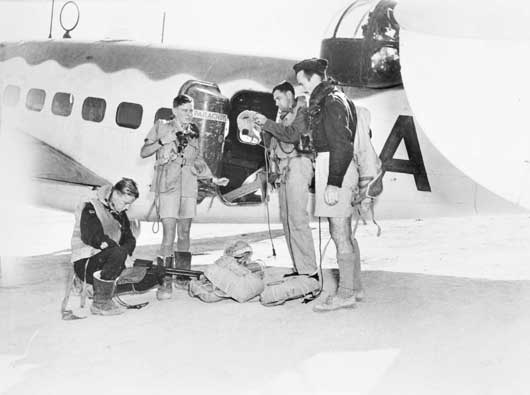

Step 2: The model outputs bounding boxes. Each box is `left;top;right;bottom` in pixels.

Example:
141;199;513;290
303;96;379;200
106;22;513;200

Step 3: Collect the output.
3;85;20;107
82;97;106;123
321;0;401;88
52;92;74;117
330;0;399;41
116;102;143;129
329;1;374;38
369;46;400;81
154;107;173;123
361;1;399;42
25;88;46;112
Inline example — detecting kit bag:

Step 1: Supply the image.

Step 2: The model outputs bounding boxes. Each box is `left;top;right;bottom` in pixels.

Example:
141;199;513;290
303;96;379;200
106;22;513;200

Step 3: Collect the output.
260;275;320;307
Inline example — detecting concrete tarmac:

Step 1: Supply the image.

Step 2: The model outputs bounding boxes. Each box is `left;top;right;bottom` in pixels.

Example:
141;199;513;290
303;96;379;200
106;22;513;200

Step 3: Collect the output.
1;211;530;395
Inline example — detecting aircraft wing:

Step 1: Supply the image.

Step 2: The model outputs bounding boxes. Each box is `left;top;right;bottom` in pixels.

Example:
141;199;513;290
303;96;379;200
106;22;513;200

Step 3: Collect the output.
27;134;109;187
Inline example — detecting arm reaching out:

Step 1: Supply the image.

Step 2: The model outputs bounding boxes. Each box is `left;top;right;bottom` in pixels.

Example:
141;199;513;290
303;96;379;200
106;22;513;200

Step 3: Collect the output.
255;106;309;144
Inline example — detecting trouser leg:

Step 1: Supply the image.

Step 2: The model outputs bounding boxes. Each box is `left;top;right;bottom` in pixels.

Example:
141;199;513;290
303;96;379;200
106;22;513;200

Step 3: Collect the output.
284;158;317;275
74;258;100;285
99;247;128;281
279;182;296;266
73;246;127;284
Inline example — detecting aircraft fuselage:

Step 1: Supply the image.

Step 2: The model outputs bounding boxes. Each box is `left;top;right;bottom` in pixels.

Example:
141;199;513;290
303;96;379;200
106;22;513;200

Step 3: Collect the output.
0;41;522;222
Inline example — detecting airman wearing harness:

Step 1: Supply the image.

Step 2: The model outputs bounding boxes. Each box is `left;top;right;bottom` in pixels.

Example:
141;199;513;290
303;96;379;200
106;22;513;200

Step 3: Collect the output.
293;58;364;312
254;81;318;278
140;94;228;300
70;178;163;316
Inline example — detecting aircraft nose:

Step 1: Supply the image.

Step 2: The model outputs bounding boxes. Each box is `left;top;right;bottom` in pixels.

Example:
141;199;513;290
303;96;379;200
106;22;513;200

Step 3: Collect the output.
394;0;530;41
395;0;530;210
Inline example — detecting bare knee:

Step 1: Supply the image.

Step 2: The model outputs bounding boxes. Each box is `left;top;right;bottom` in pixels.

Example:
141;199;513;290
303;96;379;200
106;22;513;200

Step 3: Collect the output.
329;217;353;254
161;218;177;255
176;219;192;251
162;219;177;240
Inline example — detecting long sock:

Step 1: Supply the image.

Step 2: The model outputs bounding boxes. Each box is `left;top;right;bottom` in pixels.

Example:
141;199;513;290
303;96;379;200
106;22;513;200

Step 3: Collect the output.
352;239;362;291
160;244;173;258
337;252;355;298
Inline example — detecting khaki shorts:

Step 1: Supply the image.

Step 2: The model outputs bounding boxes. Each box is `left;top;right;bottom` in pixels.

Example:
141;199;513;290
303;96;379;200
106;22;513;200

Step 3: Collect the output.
159;190;196;219
314;152;358;218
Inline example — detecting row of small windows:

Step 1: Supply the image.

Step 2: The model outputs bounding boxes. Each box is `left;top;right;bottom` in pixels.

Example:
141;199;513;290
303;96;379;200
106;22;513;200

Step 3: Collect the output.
2;85;145;129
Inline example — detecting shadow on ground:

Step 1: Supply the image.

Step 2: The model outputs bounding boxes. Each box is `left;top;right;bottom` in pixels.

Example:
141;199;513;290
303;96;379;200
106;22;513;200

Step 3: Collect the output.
2;250;530;395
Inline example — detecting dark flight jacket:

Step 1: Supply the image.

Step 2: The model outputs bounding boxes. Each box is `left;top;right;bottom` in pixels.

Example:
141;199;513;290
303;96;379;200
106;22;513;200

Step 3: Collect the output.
309;81;357;187
80;202;136;256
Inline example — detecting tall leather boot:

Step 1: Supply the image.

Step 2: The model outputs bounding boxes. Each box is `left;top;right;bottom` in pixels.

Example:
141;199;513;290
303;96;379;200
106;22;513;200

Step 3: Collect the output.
156;256;174;301
174;251;192;290
90;271;125;316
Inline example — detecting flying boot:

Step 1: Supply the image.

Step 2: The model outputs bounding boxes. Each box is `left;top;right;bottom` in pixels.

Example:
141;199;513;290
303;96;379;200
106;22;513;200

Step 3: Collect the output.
90;270;125;316
156;256;174;300
173;251;192;290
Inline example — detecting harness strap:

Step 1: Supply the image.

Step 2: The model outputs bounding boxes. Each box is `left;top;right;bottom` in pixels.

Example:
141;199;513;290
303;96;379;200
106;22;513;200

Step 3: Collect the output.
277;139;296;155
147;163;165;233
352;201;381;238
371;204;382;237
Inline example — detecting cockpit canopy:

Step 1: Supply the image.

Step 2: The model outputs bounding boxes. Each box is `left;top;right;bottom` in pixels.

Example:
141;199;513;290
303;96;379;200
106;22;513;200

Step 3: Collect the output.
320;0;401;88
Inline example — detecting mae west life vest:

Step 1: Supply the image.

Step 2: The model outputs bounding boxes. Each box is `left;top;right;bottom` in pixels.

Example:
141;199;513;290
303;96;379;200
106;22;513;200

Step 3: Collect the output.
70;185;123;263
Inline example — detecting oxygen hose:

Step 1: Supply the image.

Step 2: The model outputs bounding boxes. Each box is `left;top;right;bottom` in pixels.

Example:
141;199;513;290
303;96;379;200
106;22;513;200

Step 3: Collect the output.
146;158;164;234
262;141;277;257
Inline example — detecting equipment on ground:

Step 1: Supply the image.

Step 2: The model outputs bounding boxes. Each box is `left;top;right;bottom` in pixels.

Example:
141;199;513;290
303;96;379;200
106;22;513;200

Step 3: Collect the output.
260;274;320;306
134;258;203;279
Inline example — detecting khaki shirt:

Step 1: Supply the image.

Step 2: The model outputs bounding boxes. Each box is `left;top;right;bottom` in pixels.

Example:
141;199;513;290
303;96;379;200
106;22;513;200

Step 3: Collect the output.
263;101;311;179
144;119;212;195
270;110;298;165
